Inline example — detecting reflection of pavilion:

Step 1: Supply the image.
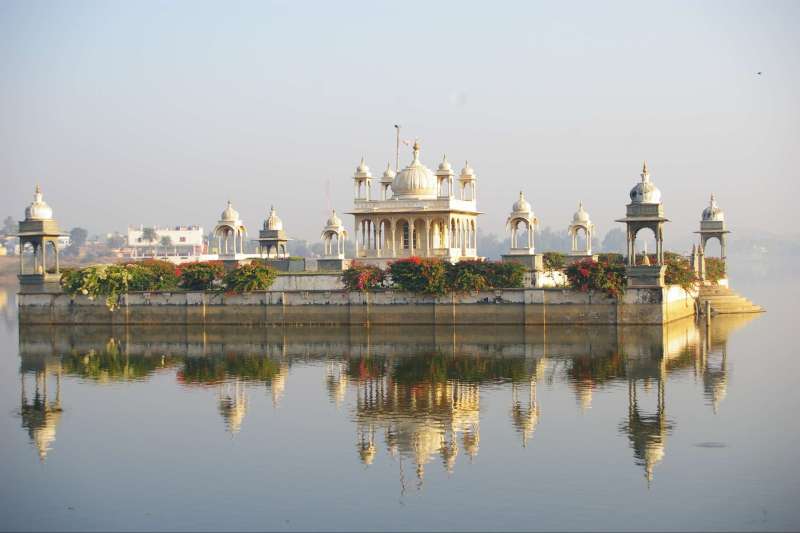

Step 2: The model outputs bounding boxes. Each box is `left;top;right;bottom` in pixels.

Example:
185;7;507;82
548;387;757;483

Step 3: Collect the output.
218;380;248;434
354;374;480;485
19;357;63;462
510;357;547;447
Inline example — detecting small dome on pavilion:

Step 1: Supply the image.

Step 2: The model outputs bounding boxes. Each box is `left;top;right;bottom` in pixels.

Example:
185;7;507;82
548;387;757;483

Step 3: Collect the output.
326;209;343;228
354;157;372;180
512;191;532;213
460;161;475;181
264;206;283;230
220;201;240;222
572;202;591;224
437;155;453;174
391;140;437;198
701;194;724;221
24;185;54;220
629;161;662;204
381;162;395;183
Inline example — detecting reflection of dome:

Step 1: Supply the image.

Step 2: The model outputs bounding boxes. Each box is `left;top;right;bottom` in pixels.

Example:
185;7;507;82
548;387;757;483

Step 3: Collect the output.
25;185;54;220
629;161;662;204
264;206;283;231
701;194;724;221
218;382;247;434
572;202;590;224
220;201;240;222
512;191;532;214
392;141;437;198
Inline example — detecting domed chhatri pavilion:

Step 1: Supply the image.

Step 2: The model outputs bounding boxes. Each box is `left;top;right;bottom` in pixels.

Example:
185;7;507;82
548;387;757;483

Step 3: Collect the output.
348;140;480;265
568;202;596;259
696;194;729;260
213;201;247;258
17;185;67;293
255;206;289;259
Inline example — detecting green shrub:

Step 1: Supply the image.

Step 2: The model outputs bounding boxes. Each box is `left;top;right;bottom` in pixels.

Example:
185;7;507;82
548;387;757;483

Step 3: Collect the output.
445;261;489;293
342;263;386;291
483;261;526;288
663;253;697;290
543;252;566;271
223;263;277;293
179;262;224;290
59;264;135;310
596;253;624;265
705;257;726;282
565;258;626;298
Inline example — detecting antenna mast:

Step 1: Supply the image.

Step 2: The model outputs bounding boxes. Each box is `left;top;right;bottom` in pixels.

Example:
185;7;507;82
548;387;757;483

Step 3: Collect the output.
394;124;401;172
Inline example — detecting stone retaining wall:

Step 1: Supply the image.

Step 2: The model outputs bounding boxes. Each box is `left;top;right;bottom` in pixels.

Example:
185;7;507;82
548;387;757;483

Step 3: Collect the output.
18;285;696;325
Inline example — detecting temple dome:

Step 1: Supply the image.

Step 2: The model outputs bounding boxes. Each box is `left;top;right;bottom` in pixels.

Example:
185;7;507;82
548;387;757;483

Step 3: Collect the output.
326;209;343;228
629;161;662;204
354;157;372;180
460;161;475;180
572;202;590;224
381;163;395;183
512;191;532;214
220;201;240;222
391;141;437;198
25;185;53;220
702;194;724;221
437;155;453;174
264;206;283;230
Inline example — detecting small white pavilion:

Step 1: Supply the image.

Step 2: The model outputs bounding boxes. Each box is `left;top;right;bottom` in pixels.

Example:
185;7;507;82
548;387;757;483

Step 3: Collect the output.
568;202;596;257
320;209;348;259
696;194;729;260
505;192;538;254
213;201;247;258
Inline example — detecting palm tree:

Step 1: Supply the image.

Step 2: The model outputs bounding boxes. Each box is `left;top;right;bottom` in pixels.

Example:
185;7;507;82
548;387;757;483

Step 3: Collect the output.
160;236;173;257
141;227;158;257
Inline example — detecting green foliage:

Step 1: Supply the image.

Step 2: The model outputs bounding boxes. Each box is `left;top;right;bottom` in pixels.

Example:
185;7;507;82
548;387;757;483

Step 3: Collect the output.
223;263;277;293
596;253;624;265
127;259;179;291
342;263;386;291
59;264;135;310
565;258;627;298
61;340;176;381
705;257;726;283
543;252;566;271
141;227;158;244
159;235;173;248
179;355;283;384
663;253;697;290
69;227;88;248
446;260;489;293
179;262;224;290
482;261;526;289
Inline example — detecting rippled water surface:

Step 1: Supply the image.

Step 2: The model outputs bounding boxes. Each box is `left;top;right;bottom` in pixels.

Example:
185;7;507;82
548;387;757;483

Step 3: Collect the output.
0;281;797;531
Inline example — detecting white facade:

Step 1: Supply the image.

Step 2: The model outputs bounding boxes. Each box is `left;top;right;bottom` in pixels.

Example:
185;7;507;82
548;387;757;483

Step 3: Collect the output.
127;225;204;258
347;141;480;265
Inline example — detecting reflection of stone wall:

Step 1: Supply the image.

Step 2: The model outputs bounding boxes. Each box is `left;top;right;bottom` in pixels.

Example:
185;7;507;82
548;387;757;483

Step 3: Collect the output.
19;286;696;325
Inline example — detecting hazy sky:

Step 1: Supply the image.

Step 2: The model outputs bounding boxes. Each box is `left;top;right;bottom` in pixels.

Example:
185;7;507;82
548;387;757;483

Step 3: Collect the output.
1;0;798;248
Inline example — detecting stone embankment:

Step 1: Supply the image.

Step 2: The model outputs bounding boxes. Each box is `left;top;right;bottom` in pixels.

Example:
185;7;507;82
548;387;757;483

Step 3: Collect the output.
18;284;696;326
697;285;764;315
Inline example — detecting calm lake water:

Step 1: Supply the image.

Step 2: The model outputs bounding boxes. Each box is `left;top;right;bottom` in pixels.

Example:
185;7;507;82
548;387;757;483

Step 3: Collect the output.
0;279;798;531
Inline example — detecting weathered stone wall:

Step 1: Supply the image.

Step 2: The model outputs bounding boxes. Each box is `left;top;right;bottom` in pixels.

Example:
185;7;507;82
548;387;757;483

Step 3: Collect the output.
18;286;697;325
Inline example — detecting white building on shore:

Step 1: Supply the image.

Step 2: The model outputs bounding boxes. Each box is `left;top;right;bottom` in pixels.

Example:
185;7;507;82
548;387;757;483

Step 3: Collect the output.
127;225;205;259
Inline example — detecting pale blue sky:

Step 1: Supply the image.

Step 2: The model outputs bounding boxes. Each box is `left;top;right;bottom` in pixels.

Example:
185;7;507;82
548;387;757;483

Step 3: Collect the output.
1;0;797;247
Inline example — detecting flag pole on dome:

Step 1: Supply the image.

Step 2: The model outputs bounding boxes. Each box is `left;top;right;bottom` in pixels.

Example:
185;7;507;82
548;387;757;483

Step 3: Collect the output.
394;124;401;172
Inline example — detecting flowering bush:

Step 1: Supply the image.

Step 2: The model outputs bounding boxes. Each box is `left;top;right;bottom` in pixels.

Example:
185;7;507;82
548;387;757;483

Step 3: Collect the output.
179;261;225;290
342;263;386;291
388;257;448;295
222;263;277;293
705;257;726;283
565;258;627;298
543;252;566;271
663;253;697;290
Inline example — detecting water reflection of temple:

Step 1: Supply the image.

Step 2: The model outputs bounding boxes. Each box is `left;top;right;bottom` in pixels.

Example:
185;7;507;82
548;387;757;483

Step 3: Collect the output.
15;316;756;472
19;356;63;462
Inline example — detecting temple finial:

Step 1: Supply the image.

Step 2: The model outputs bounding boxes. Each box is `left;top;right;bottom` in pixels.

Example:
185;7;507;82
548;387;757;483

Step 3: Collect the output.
35;184;41;194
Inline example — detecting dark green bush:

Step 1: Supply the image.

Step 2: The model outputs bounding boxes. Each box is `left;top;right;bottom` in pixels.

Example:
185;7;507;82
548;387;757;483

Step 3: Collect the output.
179;262;224;290
223;263;277;293
388;257;448;295
126;259;179;291
543;252;566;271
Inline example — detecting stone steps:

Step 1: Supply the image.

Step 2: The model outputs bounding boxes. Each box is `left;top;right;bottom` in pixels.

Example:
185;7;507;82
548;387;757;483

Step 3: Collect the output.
698;285;764;315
